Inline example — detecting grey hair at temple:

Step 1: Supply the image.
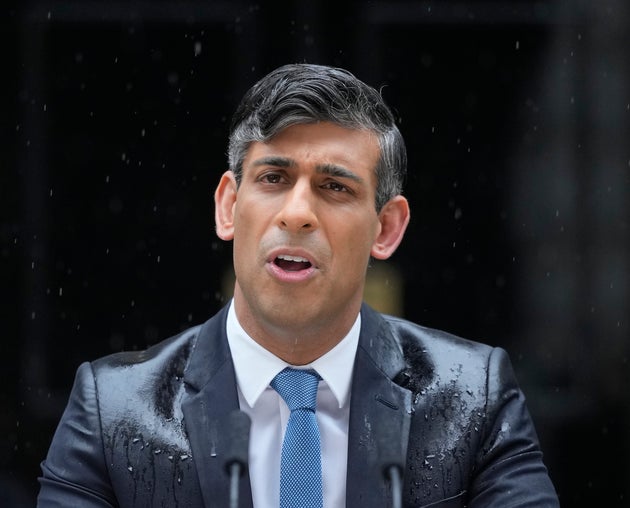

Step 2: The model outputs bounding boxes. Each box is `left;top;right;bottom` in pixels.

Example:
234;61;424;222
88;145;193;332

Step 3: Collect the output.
227;63;407;212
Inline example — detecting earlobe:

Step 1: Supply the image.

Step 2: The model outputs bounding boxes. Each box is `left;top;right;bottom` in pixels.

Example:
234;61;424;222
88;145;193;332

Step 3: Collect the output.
370;195;410;260
214;171;238;241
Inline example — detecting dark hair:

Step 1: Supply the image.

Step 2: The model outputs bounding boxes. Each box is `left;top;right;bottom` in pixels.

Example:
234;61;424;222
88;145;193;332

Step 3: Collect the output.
228;63;406;211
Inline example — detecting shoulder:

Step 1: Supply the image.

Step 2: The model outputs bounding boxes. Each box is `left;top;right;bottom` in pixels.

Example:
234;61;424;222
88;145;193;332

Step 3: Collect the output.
373;310;516;397
380;312;496;367
90;303;231;380
84;325;204;423
91;324;202;377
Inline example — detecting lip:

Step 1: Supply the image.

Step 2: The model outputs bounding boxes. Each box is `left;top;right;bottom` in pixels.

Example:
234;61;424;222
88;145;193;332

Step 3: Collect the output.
266;247;319;283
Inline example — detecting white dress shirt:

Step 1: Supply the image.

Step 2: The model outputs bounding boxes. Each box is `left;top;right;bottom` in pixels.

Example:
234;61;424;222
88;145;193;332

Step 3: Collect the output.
226;301;360;508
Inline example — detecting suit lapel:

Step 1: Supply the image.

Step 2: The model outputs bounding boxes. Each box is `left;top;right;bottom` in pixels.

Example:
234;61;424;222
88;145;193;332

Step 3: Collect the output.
181;306;254;508
180;304;411;508
346;305;412;508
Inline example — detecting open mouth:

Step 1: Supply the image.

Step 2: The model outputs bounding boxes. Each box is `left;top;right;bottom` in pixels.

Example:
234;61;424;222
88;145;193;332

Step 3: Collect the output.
274;254;313;272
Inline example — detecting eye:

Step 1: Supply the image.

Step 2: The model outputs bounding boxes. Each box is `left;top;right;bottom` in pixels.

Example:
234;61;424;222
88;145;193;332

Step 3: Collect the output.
259;173;284;184
322;181;348;192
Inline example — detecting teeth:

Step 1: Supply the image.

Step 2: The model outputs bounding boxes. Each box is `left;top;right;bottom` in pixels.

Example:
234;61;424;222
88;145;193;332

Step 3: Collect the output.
277;254;309;263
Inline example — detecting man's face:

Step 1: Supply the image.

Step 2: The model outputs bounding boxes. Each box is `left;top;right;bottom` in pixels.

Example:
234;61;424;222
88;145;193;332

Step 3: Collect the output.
215;121;407;351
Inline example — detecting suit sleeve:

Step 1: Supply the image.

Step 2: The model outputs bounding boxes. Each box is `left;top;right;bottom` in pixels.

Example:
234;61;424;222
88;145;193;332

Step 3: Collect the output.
37;362;118;508
468;347;559;508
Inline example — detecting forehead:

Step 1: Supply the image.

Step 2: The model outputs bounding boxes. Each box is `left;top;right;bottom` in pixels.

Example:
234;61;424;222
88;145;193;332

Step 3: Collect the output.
244;122;381;174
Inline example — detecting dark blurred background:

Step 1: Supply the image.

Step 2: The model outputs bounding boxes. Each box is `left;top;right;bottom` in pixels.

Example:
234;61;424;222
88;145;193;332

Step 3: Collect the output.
2;0;629;506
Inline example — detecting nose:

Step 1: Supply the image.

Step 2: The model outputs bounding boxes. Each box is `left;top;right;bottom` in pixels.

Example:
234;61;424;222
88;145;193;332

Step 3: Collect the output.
277;181;319;233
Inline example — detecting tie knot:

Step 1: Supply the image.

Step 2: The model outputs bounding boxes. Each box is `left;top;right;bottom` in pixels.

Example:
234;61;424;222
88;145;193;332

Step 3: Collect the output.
271;368;321;412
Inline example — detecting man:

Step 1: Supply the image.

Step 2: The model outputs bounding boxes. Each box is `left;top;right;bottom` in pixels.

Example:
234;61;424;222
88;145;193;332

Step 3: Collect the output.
38;64;559;507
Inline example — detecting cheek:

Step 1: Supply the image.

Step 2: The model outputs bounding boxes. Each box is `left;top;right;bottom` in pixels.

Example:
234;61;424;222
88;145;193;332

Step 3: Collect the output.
345;216;380;248
334;224;378;265
233;202;247;225
233;204;262;238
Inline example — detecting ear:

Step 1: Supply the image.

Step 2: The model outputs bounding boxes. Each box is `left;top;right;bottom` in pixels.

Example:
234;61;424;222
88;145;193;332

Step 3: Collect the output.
214;170;238;241
370;195;410;260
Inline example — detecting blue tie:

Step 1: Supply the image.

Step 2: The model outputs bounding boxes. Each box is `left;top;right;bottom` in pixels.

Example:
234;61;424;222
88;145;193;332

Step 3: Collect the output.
271;368;323;508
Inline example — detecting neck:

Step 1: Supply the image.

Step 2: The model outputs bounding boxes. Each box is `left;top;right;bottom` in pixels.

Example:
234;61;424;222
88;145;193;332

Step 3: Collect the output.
232;289;360;365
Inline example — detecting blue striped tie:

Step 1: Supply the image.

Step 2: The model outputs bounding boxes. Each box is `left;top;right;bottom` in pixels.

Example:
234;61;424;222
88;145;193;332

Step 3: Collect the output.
271;368;323;508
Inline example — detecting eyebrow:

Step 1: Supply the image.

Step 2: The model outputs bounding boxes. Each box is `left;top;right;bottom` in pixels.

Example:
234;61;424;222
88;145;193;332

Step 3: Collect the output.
316;163;364;184
251;156;295;168
251;156;364;184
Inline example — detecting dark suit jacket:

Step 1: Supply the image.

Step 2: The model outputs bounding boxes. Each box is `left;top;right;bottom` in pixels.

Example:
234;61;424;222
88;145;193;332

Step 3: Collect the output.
38;303;559;507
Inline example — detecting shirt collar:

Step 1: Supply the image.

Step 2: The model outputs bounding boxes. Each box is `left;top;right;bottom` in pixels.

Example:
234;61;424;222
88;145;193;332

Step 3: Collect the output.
226;300;360;410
